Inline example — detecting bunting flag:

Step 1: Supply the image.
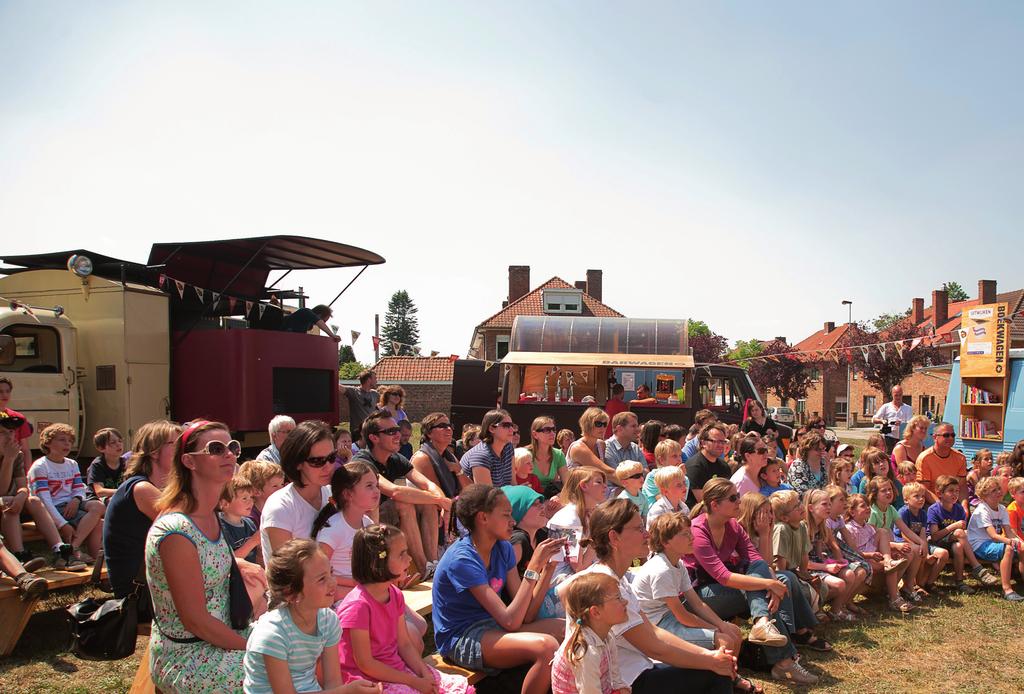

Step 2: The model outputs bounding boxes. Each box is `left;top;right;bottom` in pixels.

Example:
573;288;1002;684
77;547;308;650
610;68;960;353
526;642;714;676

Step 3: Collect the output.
413;346;422;356
245;300;254;315
878;343;887;359
392;340;401;354
257;303;266;319
910;337;923;351
194;286;205;302
372;335;381;351
174;280;186;299
430;350;439;357
484;360;495;371
895;341;904;357
351;330;360;344
211;292;220;308
449;354;459;362
959;328;969;343
860;347;871;362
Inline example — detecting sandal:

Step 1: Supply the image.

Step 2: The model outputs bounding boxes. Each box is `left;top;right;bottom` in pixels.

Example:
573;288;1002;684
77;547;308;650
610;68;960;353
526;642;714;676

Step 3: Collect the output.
792;631;833;652
889;597;915;613
846;603;867;615
832;609;857;622
732;675;765;694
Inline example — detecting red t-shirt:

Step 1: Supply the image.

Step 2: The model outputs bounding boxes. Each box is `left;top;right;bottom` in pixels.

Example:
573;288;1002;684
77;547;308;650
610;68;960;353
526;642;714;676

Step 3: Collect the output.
604;398;630;438
1;407;33;443
515;473;543;494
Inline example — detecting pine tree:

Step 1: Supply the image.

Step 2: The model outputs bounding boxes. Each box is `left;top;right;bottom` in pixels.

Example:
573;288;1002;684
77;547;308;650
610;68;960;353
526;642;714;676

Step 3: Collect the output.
381;290;420;356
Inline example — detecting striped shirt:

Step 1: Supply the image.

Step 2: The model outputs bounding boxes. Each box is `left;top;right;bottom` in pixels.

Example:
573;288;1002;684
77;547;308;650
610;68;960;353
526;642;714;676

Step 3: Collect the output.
27;457;86;528
243;607;342;694
459;441;514;487
552;625;624;694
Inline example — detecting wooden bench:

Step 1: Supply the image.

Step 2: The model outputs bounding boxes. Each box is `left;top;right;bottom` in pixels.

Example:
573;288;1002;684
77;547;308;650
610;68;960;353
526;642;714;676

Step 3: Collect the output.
0;563;107;656
20;521;44;543
426;653;485;685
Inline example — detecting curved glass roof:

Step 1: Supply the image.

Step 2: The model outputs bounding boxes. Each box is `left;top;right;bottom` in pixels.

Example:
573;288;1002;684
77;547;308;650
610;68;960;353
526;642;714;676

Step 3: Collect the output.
510;316;689;356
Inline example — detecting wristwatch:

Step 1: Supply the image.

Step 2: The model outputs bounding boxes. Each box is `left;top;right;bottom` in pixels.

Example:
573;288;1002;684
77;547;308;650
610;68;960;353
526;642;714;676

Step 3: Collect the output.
523;569;541;582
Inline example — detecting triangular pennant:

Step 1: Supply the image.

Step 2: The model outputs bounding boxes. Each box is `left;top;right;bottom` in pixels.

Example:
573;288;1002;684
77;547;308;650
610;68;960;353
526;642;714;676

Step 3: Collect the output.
372;336;381;351
910;337;923;351
878;343;887;359
392;340;401;354
174;280;185;299
194;286;205;302
449;354;459;362
350;330;361;344
211;292;220;308
861;347;871;362
258;303;266;319
959;329;968;343
484;360;495;372
430;350;439;357
413;346;422;356
245;300;254;315
895;341;905;357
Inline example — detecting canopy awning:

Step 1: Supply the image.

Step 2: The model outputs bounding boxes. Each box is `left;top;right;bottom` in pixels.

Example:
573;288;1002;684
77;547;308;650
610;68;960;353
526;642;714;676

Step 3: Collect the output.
502;351;695;369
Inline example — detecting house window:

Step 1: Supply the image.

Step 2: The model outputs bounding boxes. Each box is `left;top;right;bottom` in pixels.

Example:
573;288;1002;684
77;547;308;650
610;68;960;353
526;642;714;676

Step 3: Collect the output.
796;399;806;415
835;397;848;419
863;395;877;416
495;335;510;360
541;288;584;315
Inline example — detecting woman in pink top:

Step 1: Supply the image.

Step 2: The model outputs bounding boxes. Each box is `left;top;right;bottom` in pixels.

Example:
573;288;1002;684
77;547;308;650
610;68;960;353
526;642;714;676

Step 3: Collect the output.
685;478;817;685
729;436;769;497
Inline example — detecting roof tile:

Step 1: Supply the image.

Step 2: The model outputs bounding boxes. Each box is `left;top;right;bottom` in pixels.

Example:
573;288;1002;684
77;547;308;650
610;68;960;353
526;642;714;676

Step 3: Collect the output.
371;356;454;382
476;277;623;330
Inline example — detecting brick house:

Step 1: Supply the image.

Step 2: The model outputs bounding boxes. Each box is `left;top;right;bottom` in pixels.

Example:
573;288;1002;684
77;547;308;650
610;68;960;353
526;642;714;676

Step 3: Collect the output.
766;280;1024;426
339;356;454;424
467;266;624;360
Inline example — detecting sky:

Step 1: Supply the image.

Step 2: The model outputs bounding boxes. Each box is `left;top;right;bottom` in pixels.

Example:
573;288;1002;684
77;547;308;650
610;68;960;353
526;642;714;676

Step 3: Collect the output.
2;2;1022;364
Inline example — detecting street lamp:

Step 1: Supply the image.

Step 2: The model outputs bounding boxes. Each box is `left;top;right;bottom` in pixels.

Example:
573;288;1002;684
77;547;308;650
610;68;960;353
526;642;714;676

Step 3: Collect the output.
842;300;853;429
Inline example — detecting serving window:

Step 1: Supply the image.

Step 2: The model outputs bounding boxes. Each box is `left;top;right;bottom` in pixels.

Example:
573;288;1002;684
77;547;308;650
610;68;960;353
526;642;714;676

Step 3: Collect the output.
517;365;599;403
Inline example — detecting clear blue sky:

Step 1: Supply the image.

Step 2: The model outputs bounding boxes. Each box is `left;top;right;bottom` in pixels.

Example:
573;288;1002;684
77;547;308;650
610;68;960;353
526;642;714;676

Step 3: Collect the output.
1;2;1021;362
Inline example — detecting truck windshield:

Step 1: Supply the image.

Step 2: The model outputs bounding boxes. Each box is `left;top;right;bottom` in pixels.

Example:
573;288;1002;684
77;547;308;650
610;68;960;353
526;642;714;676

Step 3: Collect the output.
0;326;62;373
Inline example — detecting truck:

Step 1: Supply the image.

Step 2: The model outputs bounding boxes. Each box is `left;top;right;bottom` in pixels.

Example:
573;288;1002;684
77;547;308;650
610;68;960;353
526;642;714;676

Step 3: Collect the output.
0;236;384;456
450;315;769;437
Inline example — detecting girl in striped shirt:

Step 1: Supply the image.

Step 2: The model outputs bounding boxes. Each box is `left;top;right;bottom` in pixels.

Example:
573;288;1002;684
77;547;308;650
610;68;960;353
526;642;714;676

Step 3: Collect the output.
551;572;630;694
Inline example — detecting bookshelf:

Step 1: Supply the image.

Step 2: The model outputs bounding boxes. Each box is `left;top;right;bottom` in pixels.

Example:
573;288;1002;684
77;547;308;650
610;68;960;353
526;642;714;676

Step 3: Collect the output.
959;375;1008;441
958;301;1011;442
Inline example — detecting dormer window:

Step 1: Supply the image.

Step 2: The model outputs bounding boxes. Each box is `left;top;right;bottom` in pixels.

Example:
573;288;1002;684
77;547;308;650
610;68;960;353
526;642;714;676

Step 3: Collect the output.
542;288;584;315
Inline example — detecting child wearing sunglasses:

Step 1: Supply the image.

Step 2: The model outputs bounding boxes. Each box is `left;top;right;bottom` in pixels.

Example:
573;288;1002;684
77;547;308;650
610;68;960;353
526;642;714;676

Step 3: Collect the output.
614;460;650;519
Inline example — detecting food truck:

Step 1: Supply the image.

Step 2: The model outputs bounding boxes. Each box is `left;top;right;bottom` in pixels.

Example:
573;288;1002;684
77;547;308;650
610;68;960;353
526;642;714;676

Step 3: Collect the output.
944;347;1024;459
451;316;763;435
0;236;384;456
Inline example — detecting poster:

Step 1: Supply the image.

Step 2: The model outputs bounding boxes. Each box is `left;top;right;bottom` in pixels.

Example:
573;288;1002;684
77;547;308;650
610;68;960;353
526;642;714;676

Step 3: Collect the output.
960;302;1008;377
620;371;636;391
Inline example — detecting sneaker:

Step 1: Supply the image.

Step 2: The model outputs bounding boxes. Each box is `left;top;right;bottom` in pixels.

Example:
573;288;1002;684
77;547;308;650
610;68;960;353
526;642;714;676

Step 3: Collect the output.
22;557;47;573
771;659;819;685
1004;591;1024;602
901;588;923;604
423;560;438;581
956;581;976;595
884;556;908;573
14;572;48;601
73;548;95;565
748;616;789;647
55;544;86;571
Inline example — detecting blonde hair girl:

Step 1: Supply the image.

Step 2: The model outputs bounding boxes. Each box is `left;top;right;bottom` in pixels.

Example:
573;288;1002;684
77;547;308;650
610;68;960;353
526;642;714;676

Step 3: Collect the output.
551;572;630;694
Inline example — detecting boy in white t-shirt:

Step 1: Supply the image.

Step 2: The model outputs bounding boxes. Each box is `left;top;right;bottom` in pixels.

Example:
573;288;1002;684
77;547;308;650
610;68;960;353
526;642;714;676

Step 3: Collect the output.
967;476;1024;602
632;512;742;654
27;424;103;565
646;466;690;530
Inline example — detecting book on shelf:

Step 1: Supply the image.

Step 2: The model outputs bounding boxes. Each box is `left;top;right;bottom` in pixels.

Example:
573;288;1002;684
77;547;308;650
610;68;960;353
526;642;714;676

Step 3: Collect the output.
959;415;1001;439
961;384;1000;405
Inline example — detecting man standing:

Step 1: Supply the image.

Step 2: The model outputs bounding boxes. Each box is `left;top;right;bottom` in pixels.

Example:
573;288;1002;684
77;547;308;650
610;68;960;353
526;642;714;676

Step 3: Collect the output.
916;422;968;504
684;423;732;507
604;412;644;488
872;385;913;453
603;384;629;438
354;411;451;578
256;415;295;465
342;370;378;445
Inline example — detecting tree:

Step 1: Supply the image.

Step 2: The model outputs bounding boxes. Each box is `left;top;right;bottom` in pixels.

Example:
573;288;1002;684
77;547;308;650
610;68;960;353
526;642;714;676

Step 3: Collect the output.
942;281;969;302
688;319;729;363
339;360;370;380
728;338;765;368
842;322;939;395
338;344;356;366
381;290;420;356
748;340;817;407
872;309;911;331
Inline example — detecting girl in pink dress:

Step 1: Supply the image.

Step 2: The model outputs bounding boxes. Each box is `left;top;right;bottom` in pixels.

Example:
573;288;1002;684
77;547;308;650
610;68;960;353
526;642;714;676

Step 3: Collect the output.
336;524;474;694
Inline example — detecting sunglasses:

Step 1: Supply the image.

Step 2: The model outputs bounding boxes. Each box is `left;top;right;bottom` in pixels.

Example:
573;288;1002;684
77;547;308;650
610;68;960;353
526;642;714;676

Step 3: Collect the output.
495;421;516;429
935;433;956;439
625;473;645;480
726;493;741;503
755;447;769;454
375;427;402;436
192;439;242;457
305;453;337;468
535;426;557;434
0;418;24;430
593;421;608;428
430;423;453;431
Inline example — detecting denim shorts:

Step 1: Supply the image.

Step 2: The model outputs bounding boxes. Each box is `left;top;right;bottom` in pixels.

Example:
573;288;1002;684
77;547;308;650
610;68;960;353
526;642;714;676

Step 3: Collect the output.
444;617;502;674
656;613;716;649
55;501;89;527
975;540;1012;563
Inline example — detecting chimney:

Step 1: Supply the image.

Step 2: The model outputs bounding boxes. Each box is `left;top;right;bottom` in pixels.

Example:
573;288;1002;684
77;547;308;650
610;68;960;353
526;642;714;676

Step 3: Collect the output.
823;321;835;334
911;298;924;325
508;265;530;304
574;280;587;291
586;269;603;301
774;337;787;344
978;279;997;305
932;289;948;328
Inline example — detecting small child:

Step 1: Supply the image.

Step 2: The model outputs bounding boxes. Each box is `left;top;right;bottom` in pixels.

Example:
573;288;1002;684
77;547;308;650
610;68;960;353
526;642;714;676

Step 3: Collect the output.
828;457;854;496
758;459;793;496
965;449;994;513
641;439;687;509
645;466;689;529
632;512;742;653
335;428;354;468
398;420;414;459
866;476;925;603
238;459;286;529
769;490;828;615
28;423;103;565
858;448;904;510
552;572;630;694
850;434;886;492
614;460;650;519
994;463;1015;505
896;462;917;488
823;485;871;613
243;538;378;694
313;462;378;600
785;441;799;467
219;475;261;564
966;476;1024;602
896;482;949;594
1006;477;1024;543
513;447;542;493
336;524;474;694
844;493;913;613
85;427;125;502
926;475;999;593
556;429;575;453
804;489;866;620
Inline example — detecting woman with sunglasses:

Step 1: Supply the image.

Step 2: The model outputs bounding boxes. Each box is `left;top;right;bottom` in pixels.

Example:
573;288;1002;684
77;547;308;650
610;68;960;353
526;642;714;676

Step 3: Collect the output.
687;478;816;684
566;407;618;481
259;420;335;565
145;420;250;693
460;409;517;487
730;434;770;496
411;412;469;560
525;416;569;498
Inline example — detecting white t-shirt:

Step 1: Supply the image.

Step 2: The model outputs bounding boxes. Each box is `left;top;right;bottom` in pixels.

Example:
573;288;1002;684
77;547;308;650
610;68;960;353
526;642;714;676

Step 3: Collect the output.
631;552;693;625
967;502;1011;551
260;483;332;565
874;402;913;437
547;503;585;574
646;497;689;530
730;467;760;497
315;513;374;581
557;563;651;685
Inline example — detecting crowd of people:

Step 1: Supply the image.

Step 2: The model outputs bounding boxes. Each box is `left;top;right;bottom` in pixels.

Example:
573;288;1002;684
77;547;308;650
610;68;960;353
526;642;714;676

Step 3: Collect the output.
4;371;1024;692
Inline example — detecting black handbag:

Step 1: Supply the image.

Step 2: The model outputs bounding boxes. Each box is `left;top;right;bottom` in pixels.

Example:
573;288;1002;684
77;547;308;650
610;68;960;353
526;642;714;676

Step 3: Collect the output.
66;559;142;661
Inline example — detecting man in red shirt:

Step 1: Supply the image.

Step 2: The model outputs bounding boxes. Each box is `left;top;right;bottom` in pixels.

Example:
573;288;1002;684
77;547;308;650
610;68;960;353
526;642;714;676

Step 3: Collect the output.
604;383;629;438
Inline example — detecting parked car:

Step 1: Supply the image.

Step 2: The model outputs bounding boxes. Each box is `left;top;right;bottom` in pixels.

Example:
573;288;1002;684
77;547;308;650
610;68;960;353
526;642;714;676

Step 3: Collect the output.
769;406;796;424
